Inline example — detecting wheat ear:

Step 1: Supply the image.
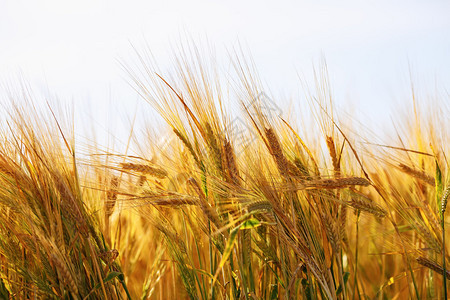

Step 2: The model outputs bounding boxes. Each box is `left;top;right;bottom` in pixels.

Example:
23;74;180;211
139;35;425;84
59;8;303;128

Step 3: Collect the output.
399;163;435;186
265;128;289;176
121;162;168;178
417;256;450;278
348;198;386;218
50;253;79;296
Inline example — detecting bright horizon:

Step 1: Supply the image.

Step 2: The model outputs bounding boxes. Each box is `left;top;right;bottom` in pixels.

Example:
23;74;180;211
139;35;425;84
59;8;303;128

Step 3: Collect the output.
1;0;449;150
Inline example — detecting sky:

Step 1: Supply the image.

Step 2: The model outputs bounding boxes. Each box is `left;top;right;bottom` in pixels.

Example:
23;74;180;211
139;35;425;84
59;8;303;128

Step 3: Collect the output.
0;0;449;149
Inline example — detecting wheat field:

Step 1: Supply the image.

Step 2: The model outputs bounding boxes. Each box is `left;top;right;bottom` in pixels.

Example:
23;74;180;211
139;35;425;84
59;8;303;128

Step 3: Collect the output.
0;49;449;299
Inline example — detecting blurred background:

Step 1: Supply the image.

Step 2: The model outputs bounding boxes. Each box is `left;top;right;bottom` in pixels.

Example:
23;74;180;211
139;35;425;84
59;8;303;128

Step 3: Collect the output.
0;0;449;151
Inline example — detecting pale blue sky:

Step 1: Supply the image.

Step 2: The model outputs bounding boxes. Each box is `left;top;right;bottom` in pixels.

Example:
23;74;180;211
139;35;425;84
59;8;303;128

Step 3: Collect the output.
0;0;449;149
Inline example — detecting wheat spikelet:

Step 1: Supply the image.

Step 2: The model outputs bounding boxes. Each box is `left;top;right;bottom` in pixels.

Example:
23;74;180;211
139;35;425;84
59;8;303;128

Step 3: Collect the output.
414;221;441;251
154;222;187;254
349;197;386;217
172;128;190;149
223;137;243;247
50;253;79;296
326;136;339;173
293;157;310;177
137;175;146;187
56;233;65;256
121;163;168;178
304;177;370;189
246;200;276;223
0;163;14;177
417;256;450;278
54;174;89;237
173;128;201;167
289;241;325;290
223;138;240;185
205;122;223;171
322;212;340;253
88;224;106;253
419;198;442;236
106;176;119;218
145;197;197;206
241;229;252;269
287;160;303;178
186;177;222;229
55;221;65;254
19;233;38;253
254;236;279;265
272;213;324;282
50;219;64;255
247;200;273;213
186;177;205;201
441;186;450;214
265;128;289;176
399;163;435;186
338;204;347;243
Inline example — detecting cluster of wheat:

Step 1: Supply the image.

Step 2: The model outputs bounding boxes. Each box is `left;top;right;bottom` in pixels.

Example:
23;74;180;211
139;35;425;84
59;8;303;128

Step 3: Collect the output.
0;50;448;299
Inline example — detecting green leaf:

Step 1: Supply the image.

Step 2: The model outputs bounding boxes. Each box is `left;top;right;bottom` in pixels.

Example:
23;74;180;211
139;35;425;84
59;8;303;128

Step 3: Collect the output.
336;272;350;295
0;277;10;299
104;271;123;283
436;158;444;211
211;222;244;285
93;272;123;289
301;278;312;300
240;218;261;229
269;284;278;300
217;226;240;268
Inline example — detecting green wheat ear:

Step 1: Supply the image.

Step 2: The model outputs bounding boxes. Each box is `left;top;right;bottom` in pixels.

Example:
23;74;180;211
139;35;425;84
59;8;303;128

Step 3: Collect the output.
441;185;450;299
441;186;450;215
